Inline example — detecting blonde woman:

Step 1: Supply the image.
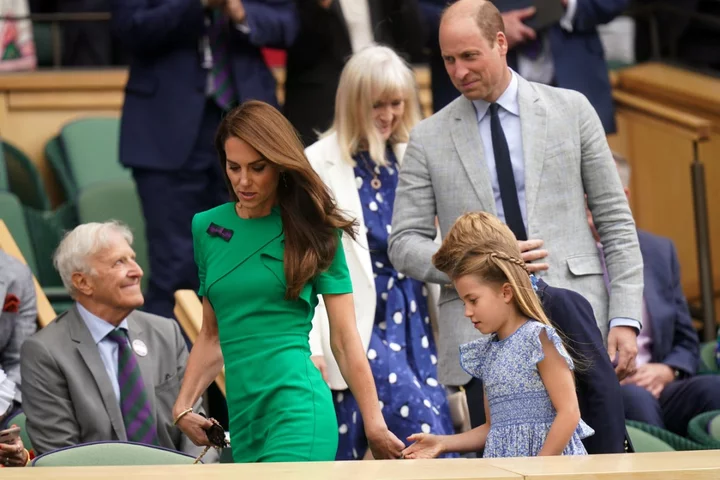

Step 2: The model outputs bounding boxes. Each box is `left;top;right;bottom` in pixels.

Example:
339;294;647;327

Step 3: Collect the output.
305;45;454;460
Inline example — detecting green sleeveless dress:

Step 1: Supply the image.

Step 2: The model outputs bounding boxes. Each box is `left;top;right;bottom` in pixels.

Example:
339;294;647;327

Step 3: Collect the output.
192;203;351;462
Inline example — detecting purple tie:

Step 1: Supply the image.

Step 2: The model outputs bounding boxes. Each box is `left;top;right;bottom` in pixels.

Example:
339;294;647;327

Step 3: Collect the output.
106;329;159;445
208;11;237;110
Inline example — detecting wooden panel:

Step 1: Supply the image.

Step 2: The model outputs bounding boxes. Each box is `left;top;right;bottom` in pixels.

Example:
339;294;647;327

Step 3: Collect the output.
487;450;720;480
173;290;226;397
0;220;56;328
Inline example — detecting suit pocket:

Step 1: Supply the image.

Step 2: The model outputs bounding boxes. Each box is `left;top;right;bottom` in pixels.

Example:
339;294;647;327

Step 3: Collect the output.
566;254;604;276
155;371;180;392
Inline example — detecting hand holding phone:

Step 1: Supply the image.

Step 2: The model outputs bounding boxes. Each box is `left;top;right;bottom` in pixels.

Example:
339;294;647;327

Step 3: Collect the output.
0;426;19;444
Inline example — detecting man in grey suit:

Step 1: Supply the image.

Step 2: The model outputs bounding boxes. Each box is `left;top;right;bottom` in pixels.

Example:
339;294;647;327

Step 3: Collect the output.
20;222;217;461
388;0;644;427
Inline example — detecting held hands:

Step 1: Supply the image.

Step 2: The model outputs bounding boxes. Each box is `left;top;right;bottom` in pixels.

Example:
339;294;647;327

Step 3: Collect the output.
607;326;638;380
401;433;444;459
502;8;537;49
174;409;214;447
366;425;406;459
518;239;549;273
620;363;675;398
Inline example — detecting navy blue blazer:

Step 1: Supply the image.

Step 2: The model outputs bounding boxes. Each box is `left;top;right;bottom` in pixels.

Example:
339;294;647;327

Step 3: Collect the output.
638;230;700;376
419;0;626;133
536;278;626;454
111;0;298;171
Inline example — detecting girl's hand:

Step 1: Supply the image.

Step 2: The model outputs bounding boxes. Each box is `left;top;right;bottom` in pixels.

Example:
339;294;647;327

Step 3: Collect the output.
402;433;444;459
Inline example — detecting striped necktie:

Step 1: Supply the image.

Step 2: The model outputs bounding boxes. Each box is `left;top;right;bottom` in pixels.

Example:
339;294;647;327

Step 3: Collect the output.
106;329;159;445
208;11;238;111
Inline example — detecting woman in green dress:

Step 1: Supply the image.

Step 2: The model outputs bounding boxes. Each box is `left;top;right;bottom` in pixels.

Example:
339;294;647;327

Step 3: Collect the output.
172;100;405;463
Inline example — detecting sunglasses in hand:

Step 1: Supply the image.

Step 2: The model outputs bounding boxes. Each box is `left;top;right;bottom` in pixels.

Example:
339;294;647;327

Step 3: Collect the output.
193;413;229;464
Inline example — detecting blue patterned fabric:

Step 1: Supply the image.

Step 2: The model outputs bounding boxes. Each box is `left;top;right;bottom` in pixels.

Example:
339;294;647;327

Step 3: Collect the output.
459;320;594;457
333;147;455;460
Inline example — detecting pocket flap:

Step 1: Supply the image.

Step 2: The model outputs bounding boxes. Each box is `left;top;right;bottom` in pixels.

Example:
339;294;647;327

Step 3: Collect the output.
566;253;604;276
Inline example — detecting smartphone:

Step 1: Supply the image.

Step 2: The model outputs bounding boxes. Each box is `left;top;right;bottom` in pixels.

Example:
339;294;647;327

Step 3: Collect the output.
0;426;20;444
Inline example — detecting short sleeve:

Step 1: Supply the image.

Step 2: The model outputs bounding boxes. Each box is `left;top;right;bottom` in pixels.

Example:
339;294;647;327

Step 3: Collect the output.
191;214;207;297
459;337;492;380
314;232;353;295
529;323;575;371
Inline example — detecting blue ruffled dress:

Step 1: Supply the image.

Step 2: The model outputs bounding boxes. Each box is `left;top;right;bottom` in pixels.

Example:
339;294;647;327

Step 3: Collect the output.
459;320;594;457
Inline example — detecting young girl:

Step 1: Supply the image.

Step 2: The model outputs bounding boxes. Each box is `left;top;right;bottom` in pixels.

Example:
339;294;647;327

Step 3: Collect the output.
402;212;594;459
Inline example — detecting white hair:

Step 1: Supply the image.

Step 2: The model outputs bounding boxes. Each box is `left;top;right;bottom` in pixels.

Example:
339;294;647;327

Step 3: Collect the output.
322;44;421;167
53;221;134;295
612;151;631;188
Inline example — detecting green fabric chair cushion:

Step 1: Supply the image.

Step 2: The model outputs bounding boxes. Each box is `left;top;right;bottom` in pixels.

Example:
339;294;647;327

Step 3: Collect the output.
76;179;149;290
45;135;77;202
626;420;709;451
687;410;720;448
0;192;38;275
699;342;719;373
626;425;676;452
31;442;197;467
59;117;130;191
1;140;51;211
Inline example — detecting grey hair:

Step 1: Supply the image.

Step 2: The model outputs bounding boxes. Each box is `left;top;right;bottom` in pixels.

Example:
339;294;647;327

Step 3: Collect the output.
53;221;134;295
612;151;631;188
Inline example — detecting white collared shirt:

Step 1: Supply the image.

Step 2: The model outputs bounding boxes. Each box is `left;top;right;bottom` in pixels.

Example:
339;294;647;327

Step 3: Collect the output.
76;303;130;404
471;69;527;228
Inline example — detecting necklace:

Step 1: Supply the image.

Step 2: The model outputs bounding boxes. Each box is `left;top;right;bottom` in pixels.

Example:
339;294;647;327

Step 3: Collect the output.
359;152;382;190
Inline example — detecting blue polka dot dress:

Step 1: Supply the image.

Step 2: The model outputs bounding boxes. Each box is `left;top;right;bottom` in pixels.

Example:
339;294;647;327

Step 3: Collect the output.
333;146;455;460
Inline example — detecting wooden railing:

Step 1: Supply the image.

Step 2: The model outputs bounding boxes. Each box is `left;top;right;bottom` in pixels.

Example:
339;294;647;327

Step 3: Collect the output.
11;450;720;479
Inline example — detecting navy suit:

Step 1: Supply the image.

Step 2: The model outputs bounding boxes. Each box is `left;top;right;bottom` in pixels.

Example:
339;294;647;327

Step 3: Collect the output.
465;278;627;454
622;230;720;436
419;0;623;133
110;0;298;320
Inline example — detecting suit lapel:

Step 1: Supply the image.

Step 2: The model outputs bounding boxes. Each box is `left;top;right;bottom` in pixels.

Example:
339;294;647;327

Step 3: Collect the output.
69;307;126;440
517;77;548;225
450;97;496;212
329;152;374;287
127;314;158;426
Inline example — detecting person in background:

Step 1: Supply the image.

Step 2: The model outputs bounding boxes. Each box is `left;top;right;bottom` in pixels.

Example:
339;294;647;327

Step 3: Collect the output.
0;250;36;468
110;0;298;320
588;153;720;436
305;45;454;460
284;0;425;145
419;0;625;134
20;222;216;461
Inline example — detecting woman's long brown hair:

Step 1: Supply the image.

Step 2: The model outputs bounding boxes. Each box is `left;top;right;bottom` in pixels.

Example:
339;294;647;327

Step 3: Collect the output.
215;101;357;299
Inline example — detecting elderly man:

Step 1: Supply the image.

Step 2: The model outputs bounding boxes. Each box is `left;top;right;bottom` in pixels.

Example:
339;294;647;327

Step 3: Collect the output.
20;222;217;461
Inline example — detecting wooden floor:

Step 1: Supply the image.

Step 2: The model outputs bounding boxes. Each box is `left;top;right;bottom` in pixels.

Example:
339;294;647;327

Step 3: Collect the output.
5;451;720;479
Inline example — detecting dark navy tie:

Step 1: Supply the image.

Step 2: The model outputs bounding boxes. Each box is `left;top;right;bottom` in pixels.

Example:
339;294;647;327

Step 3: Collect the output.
489;103;527;241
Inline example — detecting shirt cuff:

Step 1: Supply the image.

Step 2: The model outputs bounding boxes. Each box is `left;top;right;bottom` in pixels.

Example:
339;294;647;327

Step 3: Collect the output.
609;317;641;334
235;21;251;34
560;0;578;32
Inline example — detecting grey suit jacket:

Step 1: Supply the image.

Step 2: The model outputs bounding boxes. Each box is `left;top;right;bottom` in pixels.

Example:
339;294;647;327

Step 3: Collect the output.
388;75;644;386
0;251;37;403
20;306;217;462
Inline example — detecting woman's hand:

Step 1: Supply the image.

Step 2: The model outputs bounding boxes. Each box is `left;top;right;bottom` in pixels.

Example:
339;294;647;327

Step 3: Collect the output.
310;355;329;383
174;411;214;447
366;425;405;459
0;427;28;467
401;433;444;459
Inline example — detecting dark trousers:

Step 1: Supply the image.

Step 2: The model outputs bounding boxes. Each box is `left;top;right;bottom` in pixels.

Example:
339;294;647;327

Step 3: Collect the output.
622;375;720;436
132;100;227;321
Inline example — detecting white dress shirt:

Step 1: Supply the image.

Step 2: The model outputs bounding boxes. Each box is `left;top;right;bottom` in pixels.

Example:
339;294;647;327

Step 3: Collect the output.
76;303;130;404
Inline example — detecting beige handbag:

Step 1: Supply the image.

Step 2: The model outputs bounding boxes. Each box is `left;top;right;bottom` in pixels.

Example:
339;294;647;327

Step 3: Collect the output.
447;387;472;433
